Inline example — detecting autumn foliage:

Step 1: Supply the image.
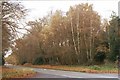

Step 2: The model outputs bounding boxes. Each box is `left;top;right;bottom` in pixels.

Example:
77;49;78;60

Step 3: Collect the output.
4;3;120;67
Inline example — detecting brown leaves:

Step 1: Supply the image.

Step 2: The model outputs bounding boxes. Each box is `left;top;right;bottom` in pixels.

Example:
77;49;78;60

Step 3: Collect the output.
2;67;36;78
24;65;118;74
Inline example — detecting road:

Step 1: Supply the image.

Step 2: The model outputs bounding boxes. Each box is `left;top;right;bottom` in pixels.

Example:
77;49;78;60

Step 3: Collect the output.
5;64;119;79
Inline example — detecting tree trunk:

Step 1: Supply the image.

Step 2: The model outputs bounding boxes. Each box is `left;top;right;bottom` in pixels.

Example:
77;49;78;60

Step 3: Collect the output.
2;54;5;65
70;17;79;64
76;12;80;63
89;17;93;62
70;17;78;55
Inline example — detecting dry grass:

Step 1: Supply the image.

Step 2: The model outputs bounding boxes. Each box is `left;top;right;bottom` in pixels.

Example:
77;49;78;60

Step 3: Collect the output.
2;66;37;79
24;64;118;73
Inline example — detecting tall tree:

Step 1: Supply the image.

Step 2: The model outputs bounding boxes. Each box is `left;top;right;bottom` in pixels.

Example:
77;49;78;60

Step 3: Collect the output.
67;3;101;64
107;12;120;61
1;1;27;65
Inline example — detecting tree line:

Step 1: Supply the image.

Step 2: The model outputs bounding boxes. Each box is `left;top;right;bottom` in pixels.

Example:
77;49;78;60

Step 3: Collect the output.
2;2;120;65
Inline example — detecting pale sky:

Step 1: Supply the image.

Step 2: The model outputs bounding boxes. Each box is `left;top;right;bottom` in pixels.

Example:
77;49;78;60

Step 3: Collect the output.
20;0;119;21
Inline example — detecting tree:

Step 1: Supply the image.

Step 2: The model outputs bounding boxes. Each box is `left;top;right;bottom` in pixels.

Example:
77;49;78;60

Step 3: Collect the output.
67;3;101;64
107;12;120;62
12;17;50;65
2;1;27;65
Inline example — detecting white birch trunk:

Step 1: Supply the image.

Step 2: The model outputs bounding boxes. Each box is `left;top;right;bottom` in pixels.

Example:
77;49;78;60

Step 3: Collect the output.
82;13;90;61
70;17;78;55
77;12;80;55
89;16;93;62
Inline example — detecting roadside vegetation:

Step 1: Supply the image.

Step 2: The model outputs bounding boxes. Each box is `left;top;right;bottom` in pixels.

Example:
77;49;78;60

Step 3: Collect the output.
2;66;36;79
23;63;118;73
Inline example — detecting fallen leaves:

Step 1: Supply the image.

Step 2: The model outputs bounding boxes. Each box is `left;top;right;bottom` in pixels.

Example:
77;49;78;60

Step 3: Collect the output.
24;64;118;73
2;66;37;78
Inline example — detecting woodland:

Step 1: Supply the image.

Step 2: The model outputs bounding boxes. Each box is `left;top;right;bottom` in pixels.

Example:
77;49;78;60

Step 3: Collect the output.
2;2;120;66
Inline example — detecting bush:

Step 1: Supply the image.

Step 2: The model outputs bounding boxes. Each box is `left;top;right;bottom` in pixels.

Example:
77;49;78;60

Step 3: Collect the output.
21;61;27;65
94;51;106;64
90;65;101;70
32;57;44;65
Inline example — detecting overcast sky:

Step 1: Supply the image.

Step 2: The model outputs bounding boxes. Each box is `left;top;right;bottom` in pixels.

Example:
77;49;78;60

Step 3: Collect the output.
20;0;119;21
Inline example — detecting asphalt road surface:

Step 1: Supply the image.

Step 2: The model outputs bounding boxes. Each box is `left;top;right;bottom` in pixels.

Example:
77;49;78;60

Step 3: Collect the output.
5;64;119;80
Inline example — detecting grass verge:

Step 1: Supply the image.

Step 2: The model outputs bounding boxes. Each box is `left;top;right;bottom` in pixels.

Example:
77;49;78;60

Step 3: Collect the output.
2;66;37;79
23;63;118;73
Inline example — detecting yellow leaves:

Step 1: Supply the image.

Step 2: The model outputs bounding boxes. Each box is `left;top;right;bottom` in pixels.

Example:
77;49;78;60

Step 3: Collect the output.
96;44;109;53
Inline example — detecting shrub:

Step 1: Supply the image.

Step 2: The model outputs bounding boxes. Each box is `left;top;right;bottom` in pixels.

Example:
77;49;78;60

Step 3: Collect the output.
94;51;106;64
21;61;27;65
90;65;101;70
32;57;44;65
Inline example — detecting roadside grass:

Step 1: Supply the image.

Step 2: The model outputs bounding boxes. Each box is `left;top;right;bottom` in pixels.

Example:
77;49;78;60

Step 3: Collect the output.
85;64;117;71
23;63;118;73
2;66;37;79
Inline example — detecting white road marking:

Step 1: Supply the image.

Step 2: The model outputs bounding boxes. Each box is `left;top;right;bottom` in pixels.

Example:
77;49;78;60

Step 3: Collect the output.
61;75;83;78
43;69;47;70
